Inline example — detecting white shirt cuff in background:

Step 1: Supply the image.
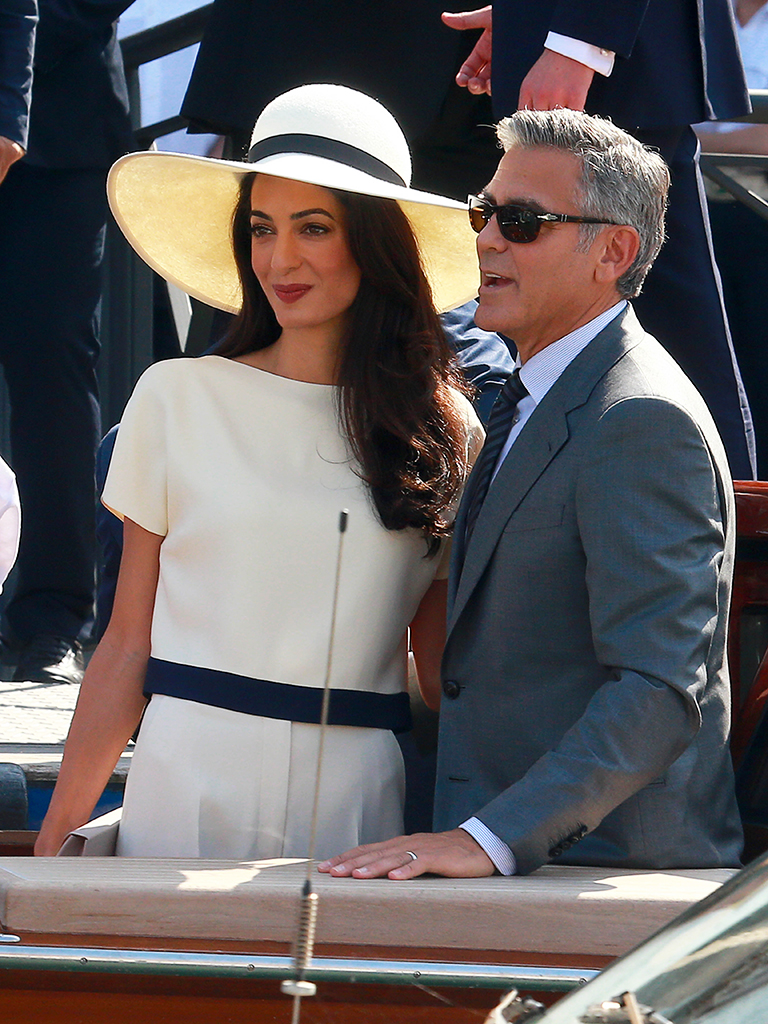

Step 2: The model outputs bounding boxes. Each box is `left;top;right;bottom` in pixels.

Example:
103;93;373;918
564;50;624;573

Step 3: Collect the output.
0;456;20;591
545;32;615;77
460;817;517;875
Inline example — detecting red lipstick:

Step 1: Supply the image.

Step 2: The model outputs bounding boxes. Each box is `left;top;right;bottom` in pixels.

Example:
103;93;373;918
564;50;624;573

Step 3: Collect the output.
274;284;312;304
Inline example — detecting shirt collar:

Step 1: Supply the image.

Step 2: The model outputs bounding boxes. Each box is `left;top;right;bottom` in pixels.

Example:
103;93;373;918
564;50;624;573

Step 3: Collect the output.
517;300;626;405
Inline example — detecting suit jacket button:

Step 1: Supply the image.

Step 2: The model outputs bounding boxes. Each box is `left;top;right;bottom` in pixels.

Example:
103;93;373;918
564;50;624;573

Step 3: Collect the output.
442;679;461;699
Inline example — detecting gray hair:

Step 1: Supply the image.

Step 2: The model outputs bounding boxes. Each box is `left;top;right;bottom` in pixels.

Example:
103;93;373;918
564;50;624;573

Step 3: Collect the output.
496;109;669;298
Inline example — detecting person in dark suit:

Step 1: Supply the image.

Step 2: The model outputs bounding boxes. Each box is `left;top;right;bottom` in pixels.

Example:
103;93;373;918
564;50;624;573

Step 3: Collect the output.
180;0;502;201
320;109;742;879
439;0;756;481
0;0;133;683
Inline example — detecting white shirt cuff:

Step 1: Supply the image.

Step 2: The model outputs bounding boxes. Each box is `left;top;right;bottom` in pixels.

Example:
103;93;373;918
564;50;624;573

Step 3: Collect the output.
0;457;20;591
460;818;517;875
545;32;615;77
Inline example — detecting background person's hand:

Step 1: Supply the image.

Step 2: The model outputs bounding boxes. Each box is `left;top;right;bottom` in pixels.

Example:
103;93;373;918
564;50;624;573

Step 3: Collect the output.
518;49;594;111
0;137;24;185
442;7;493;95
318;828;496;880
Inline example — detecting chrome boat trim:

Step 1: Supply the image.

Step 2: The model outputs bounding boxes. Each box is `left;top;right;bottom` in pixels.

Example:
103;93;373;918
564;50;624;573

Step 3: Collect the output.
0;945;597;990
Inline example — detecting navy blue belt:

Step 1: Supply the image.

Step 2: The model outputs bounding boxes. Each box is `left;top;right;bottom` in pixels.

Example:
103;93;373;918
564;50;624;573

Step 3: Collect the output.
144;657;412;733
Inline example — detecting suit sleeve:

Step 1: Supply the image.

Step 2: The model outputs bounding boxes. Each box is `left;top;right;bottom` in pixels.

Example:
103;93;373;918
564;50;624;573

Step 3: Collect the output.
34;0;133;72
478;395;730;872
441;300;516;427
548;0;651;59
0;0;37;147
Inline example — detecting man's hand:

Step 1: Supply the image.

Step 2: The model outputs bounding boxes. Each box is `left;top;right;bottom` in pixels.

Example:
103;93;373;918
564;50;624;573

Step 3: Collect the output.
442;7;493;95
518;49;594;111
0;137;24;186
317;828;496;880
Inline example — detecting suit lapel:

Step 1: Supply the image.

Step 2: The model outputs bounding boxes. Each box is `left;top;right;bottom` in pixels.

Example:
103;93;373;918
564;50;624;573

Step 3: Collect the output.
447;307;646;636
448;406;569;631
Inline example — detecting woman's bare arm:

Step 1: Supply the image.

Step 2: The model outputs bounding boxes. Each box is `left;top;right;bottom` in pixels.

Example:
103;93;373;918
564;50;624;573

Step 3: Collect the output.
409;578;448;712
34;518;162;855
407;395;483;711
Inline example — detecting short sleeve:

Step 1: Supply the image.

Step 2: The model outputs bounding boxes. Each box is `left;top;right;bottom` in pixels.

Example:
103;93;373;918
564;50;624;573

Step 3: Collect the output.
101;364;170;537
0;456;20;590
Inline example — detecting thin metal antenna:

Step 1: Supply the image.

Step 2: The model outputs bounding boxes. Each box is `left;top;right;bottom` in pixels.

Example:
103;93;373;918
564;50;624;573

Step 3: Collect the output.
281;509;349;1024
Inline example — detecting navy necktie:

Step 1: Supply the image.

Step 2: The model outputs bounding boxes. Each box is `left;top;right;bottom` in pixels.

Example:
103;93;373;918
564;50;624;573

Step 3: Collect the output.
464;369;528;543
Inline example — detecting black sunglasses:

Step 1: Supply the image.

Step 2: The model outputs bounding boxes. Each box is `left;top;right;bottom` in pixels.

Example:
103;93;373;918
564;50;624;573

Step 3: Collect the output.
467;195;619;243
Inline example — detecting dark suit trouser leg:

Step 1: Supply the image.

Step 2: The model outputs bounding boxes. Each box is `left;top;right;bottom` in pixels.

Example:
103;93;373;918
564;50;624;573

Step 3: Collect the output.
0;163;104;644
631;127;755;480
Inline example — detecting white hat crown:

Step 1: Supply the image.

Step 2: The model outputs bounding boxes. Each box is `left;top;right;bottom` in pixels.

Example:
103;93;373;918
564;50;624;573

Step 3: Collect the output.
108;83;477;314
248;83;413;187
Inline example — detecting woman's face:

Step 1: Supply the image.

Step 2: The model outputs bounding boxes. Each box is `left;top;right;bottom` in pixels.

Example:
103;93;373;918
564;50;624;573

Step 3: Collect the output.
248;175;361;340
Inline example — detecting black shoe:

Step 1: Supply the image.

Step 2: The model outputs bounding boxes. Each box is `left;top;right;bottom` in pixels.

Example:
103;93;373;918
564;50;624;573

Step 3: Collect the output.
12;634;85;685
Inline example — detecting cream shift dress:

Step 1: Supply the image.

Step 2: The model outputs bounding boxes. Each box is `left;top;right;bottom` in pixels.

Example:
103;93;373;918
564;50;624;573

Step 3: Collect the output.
102;355;483;859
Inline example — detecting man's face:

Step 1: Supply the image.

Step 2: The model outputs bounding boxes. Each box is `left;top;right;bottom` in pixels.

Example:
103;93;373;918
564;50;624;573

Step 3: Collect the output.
474;146;615;360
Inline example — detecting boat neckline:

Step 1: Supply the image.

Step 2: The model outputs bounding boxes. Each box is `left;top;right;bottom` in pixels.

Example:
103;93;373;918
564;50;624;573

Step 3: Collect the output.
206;353;336;389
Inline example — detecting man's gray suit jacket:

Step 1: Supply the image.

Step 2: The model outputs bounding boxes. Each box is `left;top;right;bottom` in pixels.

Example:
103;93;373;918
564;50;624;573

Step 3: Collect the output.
434;307;743;875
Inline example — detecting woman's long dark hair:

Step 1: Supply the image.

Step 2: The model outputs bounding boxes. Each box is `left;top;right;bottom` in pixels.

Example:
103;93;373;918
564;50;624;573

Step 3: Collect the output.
216;173;471;554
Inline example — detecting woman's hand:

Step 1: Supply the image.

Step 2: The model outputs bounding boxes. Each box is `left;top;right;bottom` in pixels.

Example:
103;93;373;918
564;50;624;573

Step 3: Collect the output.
34;820;73;857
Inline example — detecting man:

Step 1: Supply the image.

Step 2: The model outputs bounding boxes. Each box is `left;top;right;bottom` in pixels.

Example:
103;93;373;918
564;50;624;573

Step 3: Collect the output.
320;109;743;879
0;0;134;684
180;0;501;201
439;1;756;481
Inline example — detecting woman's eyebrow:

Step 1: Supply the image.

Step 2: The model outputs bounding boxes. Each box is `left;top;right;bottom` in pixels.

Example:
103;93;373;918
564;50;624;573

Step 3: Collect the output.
249;208;337;220
291;208;336;220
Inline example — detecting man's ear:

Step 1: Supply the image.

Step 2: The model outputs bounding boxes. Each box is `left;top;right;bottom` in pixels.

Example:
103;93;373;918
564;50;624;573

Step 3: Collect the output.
594;226;640;286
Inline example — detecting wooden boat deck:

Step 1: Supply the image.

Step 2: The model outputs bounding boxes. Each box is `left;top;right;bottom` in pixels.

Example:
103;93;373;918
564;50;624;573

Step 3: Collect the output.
0;855;736;1023
0;856;733;955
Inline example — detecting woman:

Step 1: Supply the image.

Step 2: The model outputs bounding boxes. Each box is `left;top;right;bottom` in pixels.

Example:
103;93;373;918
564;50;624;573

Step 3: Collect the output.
35;84;483;859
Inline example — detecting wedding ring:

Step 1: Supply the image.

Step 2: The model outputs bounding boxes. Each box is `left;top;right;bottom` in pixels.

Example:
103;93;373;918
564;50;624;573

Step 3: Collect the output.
405;850;418;862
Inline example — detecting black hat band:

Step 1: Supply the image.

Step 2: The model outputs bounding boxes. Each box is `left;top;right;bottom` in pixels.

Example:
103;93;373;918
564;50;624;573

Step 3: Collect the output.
247;133;407;188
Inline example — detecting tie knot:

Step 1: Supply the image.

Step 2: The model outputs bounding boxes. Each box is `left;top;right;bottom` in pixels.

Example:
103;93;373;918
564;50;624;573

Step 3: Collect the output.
500;368;528;407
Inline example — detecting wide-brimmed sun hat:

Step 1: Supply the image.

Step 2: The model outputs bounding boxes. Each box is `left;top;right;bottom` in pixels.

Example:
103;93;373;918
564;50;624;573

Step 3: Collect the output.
107;83;480;314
